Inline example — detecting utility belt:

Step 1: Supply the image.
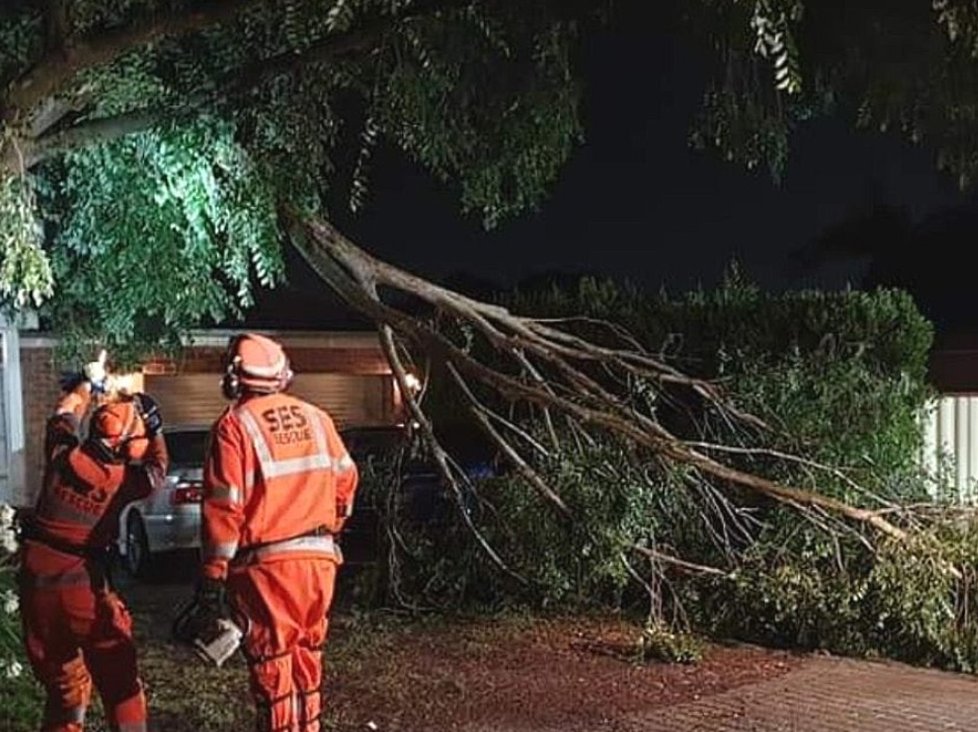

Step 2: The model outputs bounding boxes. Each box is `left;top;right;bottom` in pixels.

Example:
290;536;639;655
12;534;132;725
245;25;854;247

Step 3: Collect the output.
232;525;340;566
21;521;110;561
20;522;114;590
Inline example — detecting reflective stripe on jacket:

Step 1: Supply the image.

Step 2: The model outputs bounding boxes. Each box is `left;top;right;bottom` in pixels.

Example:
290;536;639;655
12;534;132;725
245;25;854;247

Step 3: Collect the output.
201;392;358;580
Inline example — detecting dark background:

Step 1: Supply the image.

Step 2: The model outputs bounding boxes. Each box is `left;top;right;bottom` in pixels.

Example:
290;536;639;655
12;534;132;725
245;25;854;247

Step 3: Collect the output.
248;8;977;335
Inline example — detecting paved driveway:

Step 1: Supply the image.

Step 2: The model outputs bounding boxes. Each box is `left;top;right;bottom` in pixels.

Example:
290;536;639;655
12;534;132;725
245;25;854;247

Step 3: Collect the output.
629;655;978;731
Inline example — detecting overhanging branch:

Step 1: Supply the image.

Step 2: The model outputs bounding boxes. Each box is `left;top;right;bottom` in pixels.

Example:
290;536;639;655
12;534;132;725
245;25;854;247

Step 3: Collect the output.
24;108;161;166
3;0;265;126
18;0;460;167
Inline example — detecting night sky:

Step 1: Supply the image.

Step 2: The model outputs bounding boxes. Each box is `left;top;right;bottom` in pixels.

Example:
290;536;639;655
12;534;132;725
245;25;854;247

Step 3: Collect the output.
249;9;978;334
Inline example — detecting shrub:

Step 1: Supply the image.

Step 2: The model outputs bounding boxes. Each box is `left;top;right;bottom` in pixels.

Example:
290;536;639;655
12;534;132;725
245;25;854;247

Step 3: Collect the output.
638;622;704;664
359;275;978;670
0;505;42;731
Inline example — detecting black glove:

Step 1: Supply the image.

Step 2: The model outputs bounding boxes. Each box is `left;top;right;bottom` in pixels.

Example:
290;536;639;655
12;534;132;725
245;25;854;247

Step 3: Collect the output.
172;577;226;645
133;393;163;437
196;576;226;614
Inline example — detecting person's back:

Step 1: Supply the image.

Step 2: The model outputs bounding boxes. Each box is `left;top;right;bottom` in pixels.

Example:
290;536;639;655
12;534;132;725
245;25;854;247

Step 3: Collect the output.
203;390;353;566
196;333;358;732
28;396;165;570
25;376;168;567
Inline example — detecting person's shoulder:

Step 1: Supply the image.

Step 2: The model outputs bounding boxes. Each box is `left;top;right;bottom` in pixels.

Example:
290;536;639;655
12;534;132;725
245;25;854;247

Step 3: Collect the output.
47;409;81;431
213;404;244;433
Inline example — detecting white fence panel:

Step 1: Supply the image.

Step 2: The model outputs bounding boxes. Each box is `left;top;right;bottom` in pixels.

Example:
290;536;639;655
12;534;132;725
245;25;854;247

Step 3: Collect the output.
920;395;978;502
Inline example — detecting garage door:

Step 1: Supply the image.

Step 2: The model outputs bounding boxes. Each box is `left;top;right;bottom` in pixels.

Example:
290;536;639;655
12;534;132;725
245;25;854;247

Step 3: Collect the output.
145;373;394;428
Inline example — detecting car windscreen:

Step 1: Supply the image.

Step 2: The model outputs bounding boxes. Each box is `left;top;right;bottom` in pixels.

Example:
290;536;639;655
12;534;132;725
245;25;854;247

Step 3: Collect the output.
166;430;209;468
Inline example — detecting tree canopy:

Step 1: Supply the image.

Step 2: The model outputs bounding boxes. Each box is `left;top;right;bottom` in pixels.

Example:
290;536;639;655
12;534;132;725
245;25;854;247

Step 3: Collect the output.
0;0;585;351
3;0;978;649
2;0;978;351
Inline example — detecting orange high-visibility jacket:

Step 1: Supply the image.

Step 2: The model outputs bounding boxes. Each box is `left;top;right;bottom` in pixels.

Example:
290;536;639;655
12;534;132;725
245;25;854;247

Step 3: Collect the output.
201;392;358;580
25;385;169;574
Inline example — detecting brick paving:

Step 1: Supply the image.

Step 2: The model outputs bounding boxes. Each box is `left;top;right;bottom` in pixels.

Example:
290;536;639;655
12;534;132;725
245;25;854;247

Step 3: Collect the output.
630;655;978;731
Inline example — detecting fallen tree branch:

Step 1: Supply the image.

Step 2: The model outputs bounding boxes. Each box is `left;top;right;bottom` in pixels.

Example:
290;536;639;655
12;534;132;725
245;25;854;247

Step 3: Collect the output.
378;323;529;585
281;208;969;588
288;211;912;542
684;440;899;510
447;361;572;517
631;545;731;577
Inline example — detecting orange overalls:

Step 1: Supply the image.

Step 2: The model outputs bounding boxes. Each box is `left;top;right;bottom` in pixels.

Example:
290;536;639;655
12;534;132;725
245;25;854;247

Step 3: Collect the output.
202;392;358;732
18;386;168;732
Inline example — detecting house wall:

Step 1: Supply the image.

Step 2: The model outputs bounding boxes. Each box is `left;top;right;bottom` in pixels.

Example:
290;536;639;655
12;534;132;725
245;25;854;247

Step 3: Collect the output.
17;331;398;507
19;344;63;506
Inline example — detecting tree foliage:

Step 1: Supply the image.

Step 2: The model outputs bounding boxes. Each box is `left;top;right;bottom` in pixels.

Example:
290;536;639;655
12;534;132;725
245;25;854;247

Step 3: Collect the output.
41;118;284;357
0;0;584;347
1;0;978;350
353;278;978;672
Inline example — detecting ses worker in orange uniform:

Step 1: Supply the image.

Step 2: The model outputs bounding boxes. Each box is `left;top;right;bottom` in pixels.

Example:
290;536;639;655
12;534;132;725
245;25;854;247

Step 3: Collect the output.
18;358;167;732
197;333;358;732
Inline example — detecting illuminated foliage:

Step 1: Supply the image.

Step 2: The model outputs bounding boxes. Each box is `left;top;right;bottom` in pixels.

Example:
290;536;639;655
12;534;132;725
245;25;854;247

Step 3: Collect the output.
0;0;583;348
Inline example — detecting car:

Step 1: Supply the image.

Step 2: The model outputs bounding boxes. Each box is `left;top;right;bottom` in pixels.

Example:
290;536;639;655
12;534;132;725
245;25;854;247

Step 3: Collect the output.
341;424;467;524
116;422;498;576
116;424;414;576
117;425;208;577
330;425;417;566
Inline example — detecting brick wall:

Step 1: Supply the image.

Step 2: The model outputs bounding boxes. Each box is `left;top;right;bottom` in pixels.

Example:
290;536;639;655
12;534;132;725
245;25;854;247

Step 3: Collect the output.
20;346;62;504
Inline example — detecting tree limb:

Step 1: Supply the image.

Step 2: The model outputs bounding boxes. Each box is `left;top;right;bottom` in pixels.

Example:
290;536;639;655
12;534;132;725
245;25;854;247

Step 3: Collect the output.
378;323;528;584
42;0;69;54
285;209;916;549
631;545;731;577
3;0;265;126
446;361;572;517
23;107;160;166
17;0;461;167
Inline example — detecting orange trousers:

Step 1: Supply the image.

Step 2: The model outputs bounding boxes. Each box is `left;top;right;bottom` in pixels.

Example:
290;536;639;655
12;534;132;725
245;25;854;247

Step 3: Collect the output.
229;557;337;732
19;569;147;732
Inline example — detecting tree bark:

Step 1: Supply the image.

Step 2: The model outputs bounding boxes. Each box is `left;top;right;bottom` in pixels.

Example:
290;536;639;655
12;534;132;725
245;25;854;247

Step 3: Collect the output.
42;0;70;57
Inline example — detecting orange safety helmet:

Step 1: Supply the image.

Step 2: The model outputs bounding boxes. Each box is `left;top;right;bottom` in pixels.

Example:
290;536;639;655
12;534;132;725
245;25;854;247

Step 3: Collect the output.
88;399;149;463
221;333;293;400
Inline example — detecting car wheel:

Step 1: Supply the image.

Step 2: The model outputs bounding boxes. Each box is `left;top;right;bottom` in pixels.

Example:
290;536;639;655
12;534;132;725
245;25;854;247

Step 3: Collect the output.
125;513;152;579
